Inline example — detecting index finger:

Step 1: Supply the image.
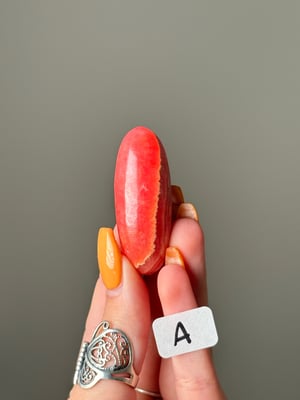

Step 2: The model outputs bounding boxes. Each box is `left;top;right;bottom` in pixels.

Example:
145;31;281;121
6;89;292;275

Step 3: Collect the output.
158;218;226;400
169;216;207;306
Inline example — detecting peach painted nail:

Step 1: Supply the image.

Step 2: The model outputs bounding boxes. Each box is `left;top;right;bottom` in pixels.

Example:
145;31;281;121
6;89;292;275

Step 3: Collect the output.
176;202;199;221
165;246;185;268
97;227;122;290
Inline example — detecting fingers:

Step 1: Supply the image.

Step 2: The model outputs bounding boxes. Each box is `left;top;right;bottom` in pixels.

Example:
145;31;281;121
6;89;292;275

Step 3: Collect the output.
158;265;224;399
169;215;207;306
135;186;188;399
102;257;151;374
158;218;226;400
70;228;151;400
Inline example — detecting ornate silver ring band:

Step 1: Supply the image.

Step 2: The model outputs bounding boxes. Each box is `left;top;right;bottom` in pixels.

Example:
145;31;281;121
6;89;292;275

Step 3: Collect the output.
73;321;138;389
135;387;162;398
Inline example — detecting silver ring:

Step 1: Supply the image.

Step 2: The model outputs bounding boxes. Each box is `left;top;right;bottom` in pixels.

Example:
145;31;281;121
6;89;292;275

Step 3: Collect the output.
135;387;162;398
73;321;138;389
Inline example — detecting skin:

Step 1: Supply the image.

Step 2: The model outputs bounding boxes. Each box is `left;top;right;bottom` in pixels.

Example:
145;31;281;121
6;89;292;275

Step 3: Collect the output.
68;216;226;400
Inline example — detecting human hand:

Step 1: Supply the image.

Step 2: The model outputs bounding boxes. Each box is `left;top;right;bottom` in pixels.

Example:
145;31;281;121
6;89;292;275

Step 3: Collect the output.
68;201;226;400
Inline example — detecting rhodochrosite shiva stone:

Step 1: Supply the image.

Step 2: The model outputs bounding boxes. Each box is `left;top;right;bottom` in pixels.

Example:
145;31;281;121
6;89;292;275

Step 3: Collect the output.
114;126;172;274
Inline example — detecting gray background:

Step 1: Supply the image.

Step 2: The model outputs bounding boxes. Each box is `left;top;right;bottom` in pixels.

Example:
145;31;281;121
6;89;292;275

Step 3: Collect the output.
1;1;299;399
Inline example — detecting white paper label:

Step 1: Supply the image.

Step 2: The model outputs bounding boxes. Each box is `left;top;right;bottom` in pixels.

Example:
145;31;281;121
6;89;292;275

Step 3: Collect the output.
152;306;218;358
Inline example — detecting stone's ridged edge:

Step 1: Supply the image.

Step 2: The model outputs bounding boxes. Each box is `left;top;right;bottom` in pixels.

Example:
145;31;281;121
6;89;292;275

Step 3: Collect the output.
134;143;162;270
135;132;172;275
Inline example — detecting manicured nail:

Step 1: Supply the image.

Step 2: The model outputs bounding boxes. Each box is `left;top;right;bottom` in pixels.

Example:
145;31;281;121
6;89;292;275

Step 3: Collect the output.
165;246;185;268
171;185;185;220
171;185;185;204
176;202;199;221
97;227;122;290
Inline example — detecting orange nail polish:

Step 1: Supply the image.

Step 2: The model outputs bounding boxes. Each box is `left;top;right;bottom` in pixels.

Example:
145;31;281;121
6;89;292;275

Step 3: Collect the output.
171;185;185;204
97;228;122;290
176;202;199;221
165;246;185;268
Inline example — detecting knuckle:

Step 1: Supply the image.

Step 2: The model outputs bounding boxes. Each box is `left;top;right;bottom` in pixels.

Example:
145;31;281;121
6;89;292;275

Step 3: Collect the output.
176;374;217;393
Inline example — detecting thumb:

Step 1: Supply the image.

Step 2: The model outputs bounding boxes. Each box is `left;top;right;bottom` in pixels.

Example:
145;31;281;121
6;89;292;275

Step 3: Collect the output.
70;227;151;400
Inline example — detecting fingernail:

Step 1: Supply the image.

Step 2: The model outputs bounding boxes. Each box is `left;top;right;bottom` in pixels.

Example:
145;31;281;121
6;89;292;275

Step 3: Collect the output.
97;227;122;290
171;186;185;220
171;185;185;204
176;202;199;221
165;246;185;268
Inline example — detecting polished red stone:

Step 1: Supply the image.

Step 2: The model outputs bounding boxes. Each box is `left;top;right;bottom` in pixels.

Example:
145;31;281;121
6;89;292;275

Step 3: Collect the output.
114;126;172;274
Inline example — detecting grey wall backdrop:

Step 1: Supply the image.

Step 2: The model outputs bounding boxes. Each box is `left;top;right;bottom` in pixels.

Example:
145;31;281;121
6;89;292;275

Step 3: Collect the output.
1;1;299;399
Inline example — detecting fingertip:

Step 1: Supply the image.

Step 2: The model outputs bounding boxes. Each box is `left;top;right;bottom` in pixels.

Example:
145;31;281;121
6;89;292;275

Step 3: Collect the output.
158;265;198;316
176;202;199;221
165;246;185;268
170;217;205;255
169;217;207;306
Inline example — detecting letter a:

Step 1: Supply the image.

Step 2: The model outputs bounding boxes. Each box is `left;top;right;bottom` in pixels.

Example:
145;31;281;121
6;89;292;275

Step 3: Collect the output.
174;321;191;346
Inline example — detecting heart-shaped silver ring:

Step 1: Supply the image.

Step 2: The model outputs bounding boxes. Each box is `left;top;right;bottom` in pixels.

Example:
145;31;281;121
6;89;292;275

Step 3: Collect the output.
73;321;138;389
